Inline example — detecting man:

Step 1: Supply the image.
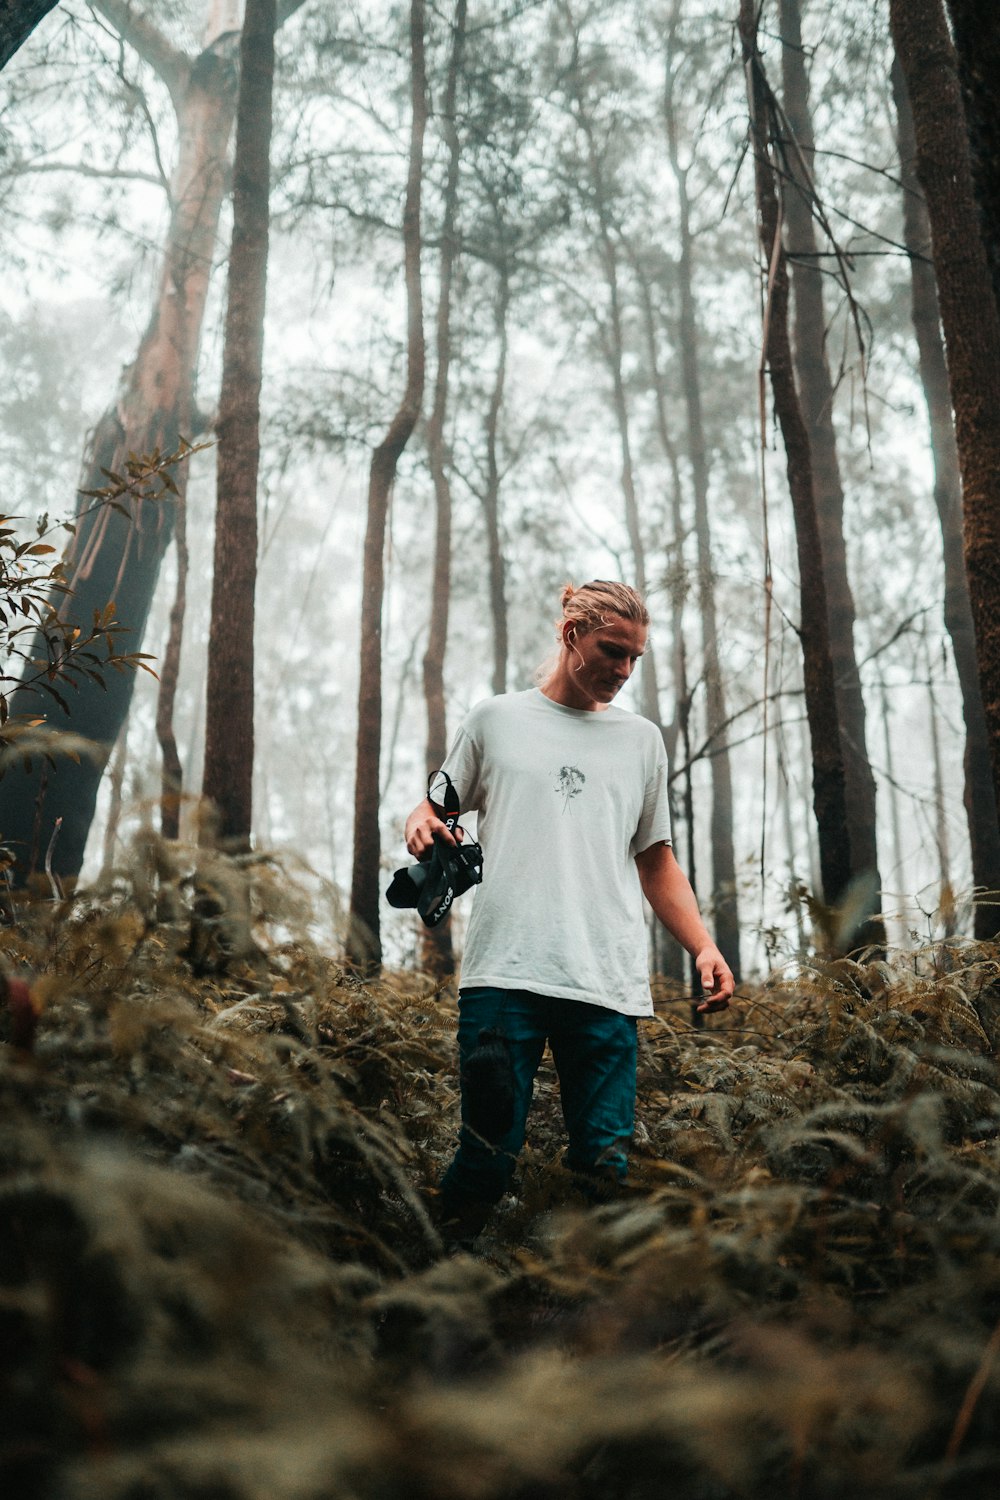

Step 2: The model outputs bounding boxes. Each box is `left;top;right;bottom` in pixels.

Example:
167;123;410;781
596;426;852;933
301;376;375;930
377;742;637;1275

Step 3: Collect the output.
404;580;735;1241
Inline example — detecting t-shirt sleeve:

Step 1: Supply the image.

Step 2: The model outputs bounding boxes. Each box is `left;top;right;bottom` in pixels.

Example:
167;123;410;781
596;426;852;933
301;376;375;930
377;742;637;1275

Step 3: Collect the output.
632;736;672;853
438;716;485;813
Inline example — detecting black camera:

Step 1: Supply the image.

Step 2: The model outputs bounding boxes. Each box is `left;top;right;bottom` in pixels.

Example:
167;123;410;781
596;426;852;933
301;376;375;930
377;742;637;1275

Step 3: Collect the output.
386;771;483;928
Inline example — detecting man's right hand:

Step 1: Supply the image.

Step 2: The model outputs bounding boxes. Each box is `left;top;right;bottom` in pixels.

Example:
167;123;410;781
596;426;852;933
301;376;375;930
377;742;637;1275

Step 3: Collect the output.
404;798;461;859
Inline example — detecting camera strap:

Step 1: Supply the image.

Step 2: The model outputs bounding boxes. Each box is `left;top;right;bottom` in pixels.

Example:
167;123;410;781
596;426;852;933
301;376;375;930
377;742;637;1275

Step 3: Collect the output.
430;769;461;837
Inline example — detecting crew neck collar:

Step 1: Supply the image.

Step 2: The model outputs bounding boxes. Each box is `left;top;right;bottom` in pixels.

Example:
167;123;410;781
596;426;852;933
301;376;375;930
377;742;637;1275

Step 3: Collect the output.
533;687;614;719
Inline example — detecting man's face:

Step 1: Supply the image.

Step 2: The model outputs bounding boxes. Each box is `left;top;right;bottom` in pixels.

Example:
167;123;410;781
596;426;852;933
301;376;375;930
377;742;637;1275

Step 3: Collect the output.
566;617;647;705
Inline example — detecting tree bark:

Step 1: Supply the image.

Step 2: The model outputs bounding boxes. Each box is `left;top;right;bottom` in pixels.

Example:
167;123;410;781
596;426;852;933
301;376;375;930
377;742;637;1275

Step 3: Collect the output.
420;0;466;977
889;0;1000;864
202;0;276;850
566;64;665;745
0;5;239;883
0;0;58;69
925;633;957;936
663;44;742;981
944;0;1000;320
878;677;907;942
156;485;188;840
482;262;510;698
891;54;1000;937
779;0;884;951
348;0;427;970
739;0;854;928
632;261;691;987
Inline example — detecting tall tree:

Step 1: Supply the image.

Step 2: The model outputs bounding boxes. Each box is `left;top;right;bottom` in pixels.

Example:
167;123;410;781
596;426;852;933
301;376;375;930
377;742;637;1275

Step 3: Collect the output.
889;0;1000;852
481;257;511;698
944;0;1000;318
0;0;59;70
422;0;466;777
348;0;427;970
202;0;276;848
662;15;742;980
891;55;1000;937
420;0;467;976
557;3;665;739
739;0;854;929
778;0;883;950
0;0;304;881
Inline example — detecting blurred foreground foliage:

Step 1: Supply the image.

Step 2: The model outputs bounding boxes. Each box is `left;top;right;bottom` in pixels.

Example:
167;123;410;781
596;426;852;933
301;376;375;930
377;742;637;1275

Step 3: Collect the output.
3;838;1000;1498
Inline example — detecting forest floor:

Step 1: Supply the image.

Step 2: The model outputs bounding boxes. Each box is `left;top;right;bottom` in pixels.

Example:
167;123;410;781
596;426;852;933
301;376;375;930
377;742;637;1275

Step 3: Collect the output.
3;839;1000;1499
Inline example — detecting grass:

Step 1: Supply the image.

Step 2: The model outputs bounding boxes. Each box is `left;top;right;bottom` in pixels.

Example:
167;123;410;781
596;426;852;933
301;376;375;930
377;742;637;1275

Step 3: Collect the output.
2;835;1000;1498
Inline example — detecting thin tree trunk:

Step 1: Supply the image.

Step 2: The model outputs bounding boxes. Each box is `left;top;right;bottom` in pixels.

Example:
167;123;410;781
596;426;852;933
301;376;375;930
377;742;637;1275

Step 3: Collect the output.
925;634;956;936
944;0;1000;320
878;678;908;945
888;0;1000;852
100;724;128;877
156;488;188;840
632;254;699;986
0;0;59;70
559;12;664;739
891;55;1000;938
420;0;467;978
202;0;276;849
0;1;239;882
423;0;466;775
779;0;884;951
483;263;510;698
663;41;742;980
739;0;854;931
348;0;427;971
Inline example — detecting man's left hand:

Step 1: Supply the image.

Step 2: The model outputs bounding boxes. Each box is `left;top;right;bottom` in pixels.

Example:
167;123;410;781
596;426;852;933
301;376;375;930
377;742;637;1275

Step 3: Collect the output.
694;945;735;1012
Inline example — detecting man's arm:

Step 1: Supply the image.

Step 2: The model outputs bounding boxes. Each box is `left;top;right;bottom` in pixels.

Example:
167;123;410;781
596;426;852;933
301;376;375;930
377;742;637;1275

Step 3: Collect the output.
635;842;735;1011
404;798;461;858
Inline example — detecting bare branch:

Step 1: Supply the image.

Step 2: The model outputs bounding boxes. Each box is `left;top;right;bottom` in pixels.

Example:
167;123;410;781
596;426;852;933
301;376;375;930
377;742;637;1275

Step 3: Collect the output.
88;0;190;106
13;159;164;188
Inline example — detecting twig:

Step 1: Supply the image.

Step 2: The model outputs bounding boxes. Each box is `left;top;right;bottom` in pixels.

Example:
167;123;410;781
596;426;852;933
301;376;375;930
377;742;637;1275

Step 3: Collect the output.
45;816;64;901
944;1315;1000;1463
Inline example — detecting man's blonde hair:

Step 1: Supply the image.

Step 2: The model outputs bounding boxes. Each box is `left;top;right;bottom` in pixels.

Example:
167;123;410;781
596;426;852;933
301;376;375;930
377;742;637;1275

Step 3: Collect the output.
557;580;649;636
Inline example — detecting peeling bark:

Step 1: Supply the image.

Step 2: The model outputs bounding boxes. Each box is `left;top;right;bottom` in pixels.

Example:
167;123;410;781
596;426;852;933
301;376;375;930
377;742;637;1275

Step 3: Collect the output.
0;10;239;882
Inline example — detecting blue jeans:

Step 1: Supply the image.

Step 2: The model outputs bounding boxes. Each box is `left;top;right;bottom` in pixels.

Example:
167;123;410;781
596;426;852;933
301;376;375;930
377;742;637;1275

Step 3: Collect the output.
439;986;638;1212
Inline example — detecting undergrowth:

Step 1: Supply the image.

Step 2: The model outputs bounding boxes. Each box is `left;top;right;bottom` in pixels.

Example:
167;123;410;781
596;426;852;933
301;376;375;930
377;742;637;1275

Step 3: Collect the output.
2;834;1000;1498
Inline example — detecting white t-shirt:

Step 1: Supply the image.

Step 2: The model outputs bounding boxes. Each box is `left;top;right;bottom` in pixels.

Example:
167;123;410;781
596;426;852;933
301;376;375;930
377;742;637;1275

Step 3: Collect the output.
440;688;672;1017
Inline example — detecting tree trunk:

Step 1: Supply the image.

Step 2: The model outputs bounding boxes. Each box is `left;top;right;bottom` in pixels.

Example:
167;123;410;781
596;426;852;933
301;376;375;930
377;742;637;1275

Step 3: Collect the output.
423;0;466;775
739;0;854;931
156;485;188;840
888;0;1000;856
663;50;742;981
202;0;276;850
779;0;884;951
99;725;128;878
878;678;907;944
944;0;1000;319
419;0;466;977
632;256;694;987
891;54;1000;938
483;263;510;698
0;4;239;883
348;0;427;971
925;633;957;936
0;0;59;70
